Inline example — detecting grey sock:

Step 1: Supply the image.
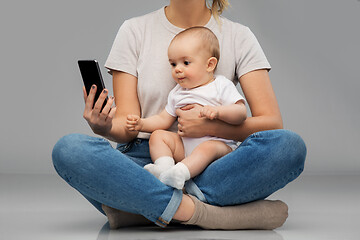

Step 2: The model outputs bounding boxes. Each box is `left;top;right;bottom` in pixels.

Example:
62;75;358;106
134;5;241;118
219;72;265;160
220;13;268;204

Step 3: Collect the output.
102;204;152;229
182;195;288;230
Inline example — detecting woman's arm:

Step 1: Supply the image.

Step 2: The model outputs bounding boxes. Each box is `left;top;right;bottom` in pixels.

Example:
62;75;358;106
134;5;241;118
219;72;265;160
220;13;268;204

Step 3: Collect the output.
177;69;282;142
83;70;141;143
107;71;141;143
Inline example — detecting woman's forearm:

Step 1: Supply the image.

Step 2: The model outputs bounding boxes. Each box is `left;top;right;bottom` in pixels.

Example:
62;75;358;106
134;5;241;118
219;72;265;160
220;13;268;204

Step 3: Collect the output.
209;115;283;142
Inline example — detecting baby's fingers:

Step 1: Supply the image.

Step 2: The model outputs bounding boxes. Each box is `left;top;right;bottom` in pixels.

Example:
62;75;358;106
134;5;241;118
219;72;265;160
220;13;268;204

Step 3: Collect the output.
200;109;216;120
126;126;136;131
126;122;137;131
208;112;217;120
126;119;138;125
127;114;138;121
200;108;209;117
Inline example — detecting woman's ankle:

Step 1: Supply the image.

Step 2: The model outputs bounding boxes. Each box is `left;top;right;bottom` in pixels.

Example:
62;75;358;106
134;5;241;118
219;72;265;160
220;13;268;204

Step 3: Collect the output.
172;194;195;222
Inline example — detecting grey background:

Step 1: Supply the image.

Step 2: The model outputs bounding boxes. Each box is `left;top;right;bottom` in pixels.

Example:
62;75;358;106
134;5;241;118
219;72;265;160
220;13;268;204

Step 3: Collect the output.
0;0;359;175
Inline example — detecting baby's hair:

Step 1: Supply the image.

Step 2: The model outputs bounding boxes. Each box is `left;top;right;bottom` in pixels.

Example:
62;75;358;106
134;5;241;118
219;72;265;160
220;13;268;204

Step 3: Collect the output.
172;26;220;65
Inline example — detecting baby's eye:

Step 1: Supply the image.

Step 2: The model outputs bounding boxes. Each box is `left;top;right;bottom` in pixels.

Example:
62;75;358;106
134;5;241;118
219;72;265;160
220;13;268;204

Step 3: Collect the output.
170;62;176;67
184;61;190;65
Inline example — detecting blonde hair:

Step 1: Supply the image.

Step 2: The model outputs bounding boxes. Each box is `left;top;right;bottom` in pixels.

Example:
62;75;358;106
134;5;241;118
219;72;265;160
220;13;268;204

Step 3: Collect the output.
171;26;220;69
207;0;230;23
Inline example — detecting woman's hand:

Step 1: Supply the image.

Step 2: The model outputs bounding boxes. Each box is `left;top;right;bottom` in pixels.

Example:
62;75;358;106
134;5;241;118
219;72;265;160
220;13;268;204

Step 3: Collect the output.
176;104;210;138
83;85;116;136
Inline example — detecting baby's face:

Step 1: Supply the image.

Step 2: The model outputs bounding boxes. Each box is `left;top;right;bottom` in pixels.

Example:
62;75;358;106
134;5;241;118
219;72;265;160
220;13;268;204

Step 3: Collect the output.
168;36;212;89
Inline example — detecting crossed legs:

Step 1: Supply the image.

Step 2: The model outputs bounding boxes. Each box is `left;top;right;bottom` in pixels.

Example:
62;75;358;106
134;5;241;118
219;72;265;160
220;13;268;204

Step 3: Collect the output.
53;130;306;229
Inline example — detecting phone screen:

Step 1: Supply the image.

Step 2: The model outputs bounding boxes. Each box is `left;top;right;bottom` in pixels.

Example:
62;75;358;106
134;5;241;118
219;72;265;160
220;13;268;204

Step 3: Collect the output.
78;60;108;110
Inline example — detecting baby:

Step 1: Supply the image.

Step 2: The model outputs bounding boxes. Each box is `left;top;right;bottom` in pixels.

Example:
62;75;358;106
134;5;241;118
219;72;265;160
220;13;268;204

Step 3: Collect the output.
127;26;247;189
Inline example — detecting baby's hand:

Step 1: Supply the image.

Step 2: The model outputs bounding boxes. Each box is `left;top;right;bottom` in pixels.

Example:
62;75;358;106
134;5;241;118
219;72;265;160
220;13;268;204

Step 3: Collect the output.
126;115;143;131
199;106;219;120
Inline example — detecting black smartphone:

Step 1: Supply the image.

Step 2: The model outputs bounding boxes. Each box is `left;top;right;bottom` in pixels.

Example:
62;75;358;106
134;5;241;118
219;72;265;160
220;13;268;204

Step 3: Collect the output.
78;60;108;110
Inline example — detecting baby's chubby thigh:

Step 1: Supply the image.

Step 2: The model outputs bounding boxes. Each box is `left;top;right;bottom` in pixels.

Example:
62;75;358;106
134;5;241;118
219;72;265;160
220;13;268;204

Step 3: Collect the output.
149;129;185;162
182;136;225;157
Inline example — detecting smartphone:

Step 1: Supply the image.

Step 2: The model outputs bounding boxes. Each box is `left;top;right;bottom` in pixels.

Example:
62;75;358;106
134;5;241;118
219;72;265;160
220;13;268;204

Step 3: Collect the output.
78;60;108;110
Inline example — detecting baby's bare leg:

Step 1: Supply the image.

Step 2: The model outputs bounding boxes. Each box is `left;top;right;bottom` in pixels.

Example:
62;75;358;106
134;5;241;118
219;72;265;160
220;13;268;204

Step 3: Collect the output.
149;130;185;162
182;140;232;178
144;130;185;178
159;140;232;189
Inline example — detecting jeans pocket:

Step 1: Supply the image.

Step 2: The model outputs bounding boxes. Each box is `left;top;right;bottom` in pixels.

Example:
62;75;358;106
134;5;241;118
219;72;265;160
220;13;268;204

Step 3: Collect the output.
116;141;134;153
239;132;259;146
249;132;259;138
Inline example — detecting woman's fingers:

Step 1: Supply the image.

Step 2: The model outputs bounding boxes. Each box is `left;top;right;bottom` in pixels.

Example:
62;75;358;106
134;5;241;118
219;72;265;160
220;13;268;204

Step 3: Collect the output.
99;96;115;121
180;104;195;111
83;86;88;103
93;89;109;115
83;85;96;121
85;85;97;112
180;103;203;111
107;106;116;121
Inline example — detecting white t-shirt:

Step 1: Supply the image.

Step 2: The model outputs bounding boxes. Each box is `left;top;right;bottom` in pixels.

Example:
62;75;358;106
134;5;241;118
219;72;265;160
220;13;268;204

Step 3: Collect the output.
105;7;271;139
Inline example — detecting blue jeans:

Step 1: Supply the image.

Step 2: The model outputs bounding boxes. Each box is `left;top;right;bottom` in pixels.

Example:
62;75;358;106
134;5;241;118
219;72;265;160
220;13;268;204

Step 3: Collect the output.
52;129;306;228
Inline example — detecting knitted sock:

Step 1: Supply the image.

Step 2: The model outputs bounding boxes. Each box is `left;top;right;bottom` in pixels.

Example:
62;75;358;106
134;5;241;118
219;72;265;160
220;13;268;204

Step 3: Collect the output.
182;195;288;230
144;156;175;179
102;204;152;229
159;162;190;190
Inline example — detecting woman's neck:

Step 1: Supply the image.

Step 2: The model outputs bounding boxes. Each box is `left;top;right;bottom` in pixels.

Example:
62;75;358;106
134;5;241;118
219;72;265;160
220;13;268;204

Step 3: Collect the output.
165;0;211;29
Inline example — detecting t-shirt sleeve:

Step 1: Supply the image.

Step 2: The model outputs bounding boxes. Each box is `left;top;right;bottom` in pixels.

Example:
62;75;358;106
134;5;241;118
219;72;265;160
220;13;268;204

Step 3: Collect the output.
235;26;271;78
104;20;139;77
218;77;245;106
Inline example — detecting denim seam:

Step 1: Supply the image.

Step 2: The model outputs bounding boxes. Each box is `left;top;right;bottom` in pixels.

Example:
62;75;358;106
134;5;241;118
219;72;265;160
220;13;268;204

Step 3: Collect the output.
184;180;207;203
155;189;183;228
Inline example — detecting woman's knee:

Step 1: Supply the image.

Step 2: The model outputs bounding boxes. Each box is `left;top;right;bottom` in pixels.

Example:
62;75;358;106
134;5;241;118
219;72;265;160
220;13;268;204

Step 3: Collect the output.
281;130;306;169
52;133;89;174
265;130;307;177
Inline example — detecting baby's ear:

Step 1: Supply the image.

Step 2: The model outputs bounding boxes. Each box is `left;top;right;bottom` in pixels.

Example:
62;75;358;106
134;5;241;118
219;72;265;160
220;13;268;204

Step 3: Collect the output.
207;57;218;72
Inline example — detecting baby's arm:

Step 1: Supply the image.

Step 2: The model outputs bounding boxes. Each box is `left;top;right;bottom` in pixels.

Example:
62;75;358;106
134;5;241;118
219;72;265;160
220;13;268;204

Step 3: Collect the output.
200;100;247;125
127;109;176;133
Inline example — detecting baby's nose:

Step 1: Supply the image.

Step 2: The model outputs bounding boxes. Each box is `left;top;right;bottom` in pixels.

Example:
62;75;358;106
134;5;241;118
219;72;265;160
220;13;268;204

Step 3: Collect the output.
175;66;182;73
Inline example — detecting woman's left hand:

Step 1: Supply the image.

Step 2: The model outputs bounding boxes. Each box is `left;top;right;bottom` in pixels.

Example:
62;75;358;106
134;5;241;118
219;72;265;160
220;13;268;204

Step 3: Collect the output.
176;104;210;138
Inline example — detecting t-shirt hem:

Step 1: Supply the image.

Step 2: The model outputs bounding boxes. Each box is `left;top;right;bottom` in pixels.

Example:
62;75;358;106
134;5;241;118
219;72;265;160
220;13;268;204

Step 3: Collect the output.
104;62;137;78
238;63;271;79
137;132;151;139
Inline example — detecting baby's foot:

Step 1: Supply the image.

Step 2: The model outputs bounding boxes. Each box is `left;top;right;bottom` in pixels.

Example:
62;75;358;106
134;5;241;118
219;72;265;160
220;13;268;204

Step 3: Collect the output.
144;156;174;179
144;163;169;178
159;162;190;189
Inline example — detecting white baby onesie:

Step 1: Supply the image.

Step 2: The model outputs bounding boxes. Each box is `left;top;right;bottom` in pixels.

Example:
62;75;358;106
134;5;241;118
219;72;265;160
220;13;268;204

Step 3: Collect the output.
165;75;245;156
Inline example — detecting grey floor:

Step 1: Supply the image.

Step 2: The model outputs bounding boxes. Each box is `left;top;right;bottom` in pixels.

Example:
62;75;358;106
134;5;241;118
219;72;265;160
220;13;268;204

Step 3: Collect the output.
1;174;359;240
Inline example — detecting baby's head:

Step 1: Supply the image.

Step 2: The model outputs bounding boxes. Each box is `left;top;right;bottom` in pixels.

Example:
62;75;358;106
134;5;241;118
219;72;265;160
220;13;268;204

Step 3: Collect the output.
168;26;220;89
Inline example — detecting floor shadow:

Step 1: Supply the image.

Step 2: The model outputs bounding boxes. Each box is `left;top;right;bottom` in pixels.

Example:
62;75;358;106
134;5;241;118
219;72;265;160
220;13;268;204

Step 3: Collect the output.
96;222;284;240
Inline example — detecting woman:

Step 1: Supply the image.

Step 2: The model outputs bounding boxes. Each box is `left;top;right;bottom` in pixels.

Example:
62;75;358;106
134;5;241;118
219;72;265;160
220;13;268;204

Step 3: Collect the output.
52;0;306;230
